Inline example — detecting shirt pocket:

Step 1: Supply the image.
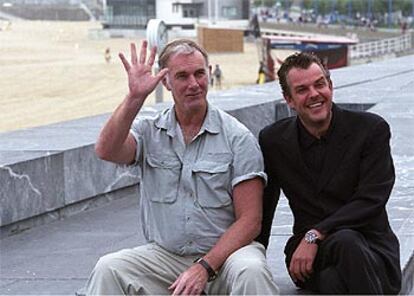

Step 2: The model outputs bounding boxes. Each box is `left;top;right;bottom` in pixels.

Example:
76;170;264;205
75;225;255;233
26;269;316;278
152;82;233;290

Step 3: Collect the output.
145;154;181;203
192;159;232;208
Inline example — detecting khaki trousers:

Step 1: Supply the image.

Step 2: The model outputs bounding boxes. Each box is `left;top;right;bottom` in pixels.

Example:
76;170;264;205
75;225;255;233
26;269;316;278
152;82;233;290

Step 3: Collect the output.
86;241;279;295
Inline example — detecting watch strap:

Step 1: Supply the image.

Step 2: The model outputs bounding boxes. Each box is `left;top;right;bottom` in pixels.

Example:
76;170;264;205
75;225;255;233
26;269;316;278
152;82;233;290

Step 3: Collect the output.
194;257;217;282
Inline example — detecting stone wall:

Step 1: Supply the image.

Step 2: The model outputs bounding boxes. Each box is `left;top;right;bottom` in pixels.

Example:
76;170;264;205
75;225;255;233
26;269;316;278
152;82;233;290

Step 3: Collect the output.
0;88;280;232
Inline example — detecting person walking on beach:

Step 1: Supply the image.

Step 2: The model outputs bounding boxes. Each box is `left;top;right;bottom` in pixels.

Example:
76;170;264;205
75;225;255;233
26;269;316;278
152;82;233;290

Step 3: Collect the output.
213;64;222;89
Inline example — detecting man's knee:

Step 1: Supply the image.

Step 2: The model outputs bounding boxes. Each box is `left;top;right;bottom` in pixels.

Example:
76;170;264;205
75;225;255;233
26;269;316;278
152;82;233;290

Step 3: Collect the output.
86;252;130;294
327;229;367;253
88;248;165;294
224;243;269;279
92;252;123;276
317;266;347;294
222;256;278;295
322;229;378;273
233;256;270;279
221;244;278;294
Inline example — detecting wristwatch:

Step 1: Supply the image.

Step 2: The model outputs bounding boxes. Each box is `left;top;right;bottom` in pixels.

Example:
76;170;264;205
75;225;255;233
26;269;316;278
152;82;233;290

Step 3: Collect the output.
304;230;321;245
194;257;217;282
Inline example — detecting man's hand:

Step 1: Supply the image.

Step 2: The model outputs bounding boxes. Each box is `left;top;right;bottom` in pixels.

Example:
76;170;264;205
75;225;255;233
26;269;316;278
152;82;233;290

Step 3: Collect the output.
289;238;318;283
119;41;168;102
169;263;208;295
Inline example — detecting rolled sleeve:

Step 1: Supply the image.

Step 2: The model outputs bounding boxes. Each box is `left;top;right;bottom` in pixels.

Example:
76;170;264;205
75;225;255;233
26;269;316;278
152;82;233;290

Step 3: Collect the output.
231;131;267;188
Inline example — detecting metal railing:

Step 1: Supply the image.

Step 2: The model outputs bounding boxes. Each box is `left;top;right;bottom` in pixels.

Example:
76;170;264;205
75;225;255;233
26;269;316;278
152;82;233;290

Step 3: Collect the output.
350;33;412;59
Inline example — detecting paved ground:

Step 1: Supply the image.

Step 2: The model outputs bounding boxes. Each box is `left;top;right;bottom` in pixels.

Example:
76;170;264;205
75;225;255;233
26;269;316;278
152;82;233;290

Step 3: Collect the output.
0;183;411;294
0;187;300;295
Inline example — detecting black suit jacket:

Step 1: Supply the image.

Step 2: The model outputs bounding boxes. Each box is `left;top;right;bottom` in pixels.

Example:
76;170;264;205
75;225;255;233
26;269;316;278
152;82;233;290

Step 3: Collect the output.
257;104;401;292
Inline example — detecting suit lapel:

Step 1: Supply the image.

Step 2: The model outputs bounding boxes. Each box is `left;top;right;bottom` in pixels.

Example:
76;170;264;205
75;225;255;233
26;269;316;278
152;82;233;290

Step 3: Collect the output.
316;106;351;193
280;118;314;184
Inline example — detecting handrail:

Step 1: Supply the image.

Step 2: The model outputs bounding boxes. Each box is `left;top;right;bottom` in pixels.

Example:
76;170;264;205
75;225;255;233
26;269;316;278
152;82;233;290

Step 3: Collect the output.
350;33;412;59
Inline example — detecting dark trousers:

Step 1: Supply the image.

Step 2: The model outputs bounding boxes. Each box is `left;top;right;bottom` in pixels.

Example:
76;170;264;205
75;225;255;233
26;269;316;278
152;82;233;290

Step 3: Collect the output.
291;229;391;294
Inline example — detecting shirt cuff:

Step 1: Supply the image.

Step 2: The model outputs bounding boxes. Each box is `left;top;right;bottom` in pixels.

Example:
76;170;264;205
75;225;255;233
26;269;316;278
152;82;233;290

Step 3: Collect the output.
232;172;267;189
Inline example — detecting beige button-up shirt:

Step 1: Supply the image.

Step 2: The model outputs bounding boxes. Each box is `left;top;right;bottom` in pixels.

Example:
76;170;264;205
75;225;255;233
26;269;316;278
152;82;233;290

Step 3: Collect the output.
131;104;266;255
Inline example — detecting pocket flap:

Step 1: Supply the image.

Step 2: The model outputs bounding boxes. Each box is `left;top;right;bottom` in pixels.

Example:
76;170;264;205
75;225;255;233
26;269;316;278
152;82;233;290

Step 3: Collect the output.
192;160;230;174
146;155;181;169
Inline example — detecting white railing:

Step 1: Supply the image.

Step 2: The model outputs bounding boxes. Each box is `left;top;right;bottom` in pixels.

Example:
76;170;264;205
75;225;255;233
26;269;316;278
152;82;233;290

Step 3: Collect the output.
350;33;412;59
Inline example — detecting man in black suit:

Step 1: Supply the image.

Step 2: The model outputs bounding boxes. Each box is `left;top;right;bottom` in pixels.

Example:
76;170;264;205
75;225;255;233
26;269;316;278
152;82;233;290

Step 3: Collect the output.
257;52;401;294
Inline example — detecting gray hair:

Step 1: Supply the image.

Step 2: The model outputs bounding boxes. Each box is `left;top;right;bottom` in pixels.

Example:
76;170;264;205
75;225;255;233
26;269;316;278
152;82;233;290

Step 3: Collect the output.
158;39;209;70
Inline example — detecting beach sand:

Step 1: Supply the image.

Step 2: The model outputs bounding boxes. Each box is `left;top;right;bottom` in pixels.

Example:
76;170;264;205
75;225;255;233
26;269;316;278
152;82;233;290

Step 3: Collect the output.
0;20;293;133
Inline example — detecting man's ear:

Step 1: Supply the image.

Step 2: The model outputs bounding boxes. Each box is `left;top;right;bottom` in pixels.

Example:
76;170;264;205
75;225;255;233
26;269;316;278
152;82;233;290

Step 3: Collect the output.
162;75;172;91
284;94;295;109
328;78;333;90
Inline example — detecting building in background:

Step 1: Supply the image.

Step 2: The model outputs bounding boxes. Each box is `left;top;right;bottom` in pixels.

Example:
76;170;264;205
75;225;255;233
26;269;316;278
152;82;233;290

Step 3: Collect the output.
102;0;249;29
102;0;155;28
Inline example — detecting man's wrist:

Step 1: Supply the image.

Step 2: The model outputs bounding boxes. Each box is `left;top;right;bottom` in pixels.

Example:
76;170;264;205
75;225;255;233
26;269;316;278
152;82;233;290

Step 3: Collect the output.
194;257;217;282
123;93;145;112
125;93;146;105
304;229;323;245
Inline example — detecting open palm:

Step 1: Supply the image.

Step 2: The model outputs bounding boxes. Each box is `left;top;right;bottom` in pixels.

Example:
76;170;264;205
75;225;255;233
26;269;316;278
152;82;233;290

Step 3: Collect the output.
119;41;168;101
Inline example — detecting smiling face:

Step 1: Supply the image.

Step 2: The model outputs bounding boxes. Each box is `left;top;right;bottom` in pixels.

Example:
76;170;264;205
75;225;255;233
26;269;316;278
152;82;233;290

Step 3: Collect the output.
163;50;209;116
284;62;333;136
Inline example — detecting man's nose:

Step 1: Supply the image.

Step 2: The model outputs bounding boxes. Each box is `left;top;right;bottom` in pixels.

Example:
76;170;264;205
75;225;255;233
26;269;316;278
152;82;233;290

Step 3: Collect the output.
309;86;319;98
188;75;199;88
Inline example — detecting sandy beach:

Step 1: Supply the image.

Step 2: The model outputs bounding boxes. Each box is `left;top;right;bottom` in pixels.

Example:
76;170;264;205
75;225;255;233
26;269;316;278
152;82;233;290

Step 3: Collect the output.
0;20;294;133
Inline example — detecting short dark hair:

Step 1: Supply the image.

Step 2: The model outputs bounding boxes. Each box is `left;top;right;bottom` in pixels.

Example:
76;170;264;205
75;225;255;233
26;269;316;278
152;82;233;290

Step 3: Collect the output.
277;52;330;97
158;39;209;70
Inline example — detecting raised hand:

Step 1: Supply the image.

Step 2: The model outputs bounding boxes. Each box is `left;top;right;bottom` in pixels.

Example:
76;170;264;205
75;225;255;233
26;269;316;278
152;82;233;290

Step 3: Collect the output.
119;41;168;102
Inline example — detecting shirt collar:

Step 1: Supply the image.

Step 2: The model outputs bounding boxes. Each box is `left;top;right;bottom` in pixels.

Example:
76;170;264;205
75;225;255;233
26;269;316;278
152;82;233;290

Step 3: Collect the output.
297;104;336;149
200;104;221;135
154;103;221;137
297;119;317;149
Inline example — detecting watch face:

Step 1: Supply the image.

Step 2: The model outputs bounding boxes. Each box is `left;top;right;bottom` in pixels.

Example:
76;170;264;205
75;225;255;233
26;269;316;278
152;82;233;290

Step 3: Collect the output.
305;231;318;244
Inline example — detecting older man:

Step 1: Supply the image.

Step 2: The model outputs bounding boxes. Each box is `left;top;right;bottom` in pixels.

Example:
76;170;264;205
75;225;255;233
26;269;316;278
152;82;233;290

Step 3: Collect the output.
86;39;279;295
